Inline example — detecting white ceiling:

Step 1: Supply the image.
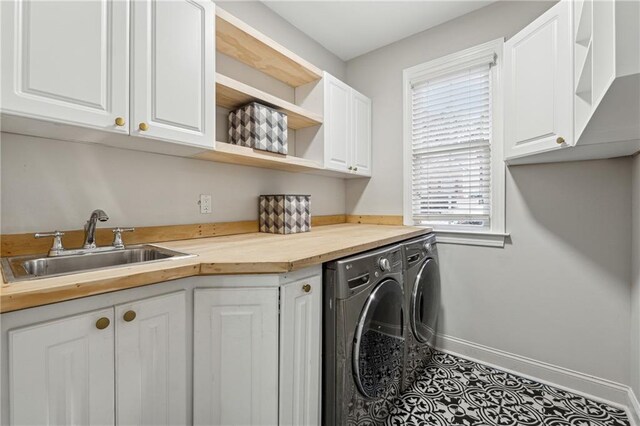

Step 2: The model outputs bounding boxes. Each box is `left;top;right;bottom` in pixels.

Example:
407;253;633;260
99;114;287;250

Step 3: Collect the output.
263;1;496;61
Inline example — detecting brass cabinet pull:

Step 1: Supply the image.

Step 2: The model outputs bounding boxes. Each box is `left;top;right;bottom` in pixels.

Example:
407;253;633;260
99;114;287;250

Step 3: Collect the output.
302;283;311;293
139;122;149;131
96;317;110;330
123;310;136;322
556;136;565;145
114;117;126;127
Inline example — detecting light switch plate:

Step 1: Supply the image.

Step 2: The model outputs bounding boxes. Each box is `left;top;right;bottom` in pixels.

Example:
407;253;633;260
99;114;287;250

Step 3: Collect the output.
199;194;212;214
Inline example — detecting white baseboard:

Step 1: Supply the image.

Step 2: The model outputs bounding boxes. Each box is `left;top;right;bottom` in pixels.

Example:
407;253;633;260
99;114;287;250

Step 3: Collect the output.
628;387;640;426
435;333;638;425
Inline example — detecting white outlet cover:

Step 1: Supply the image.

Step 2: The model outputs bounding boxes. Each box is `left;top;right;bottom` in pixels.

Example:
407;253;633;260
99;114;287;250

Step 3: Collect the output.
200;194;212;214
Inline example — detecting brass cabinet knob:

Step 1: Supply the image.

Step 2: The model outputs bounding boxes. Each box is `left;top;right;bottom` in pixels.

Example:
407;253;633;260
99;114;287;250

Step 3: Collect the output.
123;310;136;322
302;283;311;293
353;167;358;172
114;117;126;127
139;122;149;131
96;317;110;330
556;136;565;145
348;166;353;171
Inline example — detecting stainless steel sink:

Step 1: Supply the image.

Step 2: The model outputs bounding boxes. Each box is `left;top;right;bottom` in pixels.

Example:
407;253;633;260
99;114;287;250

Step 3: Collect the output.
1;245;196;283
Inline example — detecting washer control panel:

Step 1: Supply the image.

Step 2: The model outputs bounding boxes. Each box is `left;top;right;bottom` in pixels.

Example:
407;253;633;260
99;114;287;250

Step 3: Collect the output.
378;257;391;272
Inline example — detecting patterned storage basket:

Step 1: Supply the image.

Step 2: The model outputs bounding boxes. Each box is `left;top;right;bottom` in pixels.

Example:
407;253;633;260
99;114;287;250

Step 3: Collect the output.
259;195;311;234
228;102;288;154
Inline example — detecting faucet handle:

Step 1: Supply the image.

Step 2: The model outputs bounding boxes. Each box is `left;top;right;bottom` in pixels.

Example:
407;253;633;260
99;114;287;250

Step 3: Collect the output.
34;231;65;256
112;227;135;249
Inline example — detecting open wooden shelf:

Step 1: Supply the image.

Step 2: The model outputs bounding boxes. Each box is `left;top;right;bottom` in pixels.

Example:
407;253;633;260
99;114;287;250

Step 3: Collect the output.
216;73;323;129
216;6;323;87
192;142;368;179
193;142;325;173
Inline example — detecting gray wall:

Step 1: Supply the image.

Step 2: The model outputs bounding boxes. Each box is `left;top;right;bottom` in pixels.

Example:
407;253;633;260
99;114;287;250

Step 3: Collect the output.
344;1;633;384
0;1;347;234
0;134;346;233
632;153;640;396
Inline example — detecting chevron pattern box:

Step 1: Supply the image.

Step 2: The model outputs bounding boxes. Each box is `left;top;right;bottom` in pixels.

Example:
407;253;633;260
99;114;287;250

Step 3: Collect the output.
259;195;311;234
228;102;288;154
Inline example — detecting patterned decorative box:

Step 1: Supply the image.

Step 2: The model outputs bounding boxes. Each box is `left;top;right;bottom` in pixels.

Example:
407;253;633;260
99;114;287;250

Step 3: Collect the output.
228;102;288;154
259;195;311;234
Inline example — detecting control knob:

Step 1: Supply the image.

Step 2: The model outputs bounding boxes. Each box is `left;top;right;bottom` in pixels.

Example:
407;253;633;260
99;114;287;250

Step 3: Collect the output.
423;242;432;252
378;257;391;271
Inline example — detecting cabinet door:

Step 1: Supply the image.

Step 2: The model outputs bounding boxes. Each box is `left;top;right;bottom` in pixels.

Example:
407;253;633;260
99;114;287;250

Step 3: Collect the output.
115;292;187;426
279;275;322;426
8;308;115;425
351;90;372;176
0;0;129;132
504;0;573;160
324;74;352;172
131;0;215;148
193;287;279;426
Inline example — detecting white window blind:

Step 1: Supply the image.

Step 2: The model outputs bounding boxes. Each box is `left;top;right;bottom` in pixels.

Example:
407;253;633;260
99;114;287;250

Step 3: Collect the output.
410;63;493;229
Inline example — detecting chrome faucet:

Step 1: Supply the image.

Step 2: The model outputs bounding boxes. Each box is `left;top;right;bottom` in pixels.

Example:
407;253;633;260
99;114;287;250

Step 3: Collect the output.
83;209;109;249
34;209;135;257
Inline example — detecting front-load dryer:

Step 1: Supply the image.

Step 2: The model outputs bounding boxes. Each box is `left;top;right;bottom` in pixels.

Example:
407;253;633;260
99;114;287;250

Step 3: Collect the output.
401;233;441;391
323;244;405;425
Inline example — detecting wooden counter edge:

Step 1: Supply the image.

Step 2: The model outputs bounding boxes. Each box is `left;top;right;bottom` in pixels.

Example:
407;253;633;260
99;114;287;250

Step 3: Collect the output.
1;264;201;313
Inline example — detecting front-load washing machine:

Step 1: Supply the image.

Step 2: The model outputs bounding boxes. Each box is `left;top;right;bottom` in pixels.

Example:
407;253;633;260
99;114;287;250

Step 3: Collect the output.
323;244;405;425
401;233;441;391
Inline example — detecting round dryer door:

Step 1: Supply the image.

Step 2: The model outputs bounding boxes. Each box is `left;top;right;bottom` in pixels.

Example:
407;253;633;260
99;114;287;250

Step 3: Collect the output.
411;258;440;344
352;279;404;399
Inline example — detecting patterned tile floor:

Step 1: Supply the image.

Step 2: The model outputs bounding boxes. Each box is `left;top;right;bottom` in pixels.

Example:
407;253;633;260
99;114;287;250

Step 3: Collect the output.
386;351;630;426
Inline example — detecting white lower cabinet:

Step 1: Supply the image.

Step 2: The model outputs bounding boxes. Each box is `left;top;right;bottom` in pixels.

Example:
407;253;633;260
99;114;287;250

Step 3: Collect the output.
193;287;279;426
7;291;186;426
279;274;322;426
115;292;187;426
9;308;115;426
3;268;323;426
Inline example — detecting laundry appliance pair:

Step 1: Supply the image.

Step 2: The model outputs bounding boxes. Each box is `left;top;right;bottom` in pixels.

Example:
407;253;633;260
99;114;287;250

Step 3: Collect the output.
323;233;440;425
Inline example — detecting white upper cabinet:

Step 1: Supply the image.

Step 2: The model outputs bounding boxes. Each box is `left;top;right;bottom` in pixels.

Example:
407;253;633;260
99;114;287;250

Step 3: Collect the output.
324;74;352;172
279;273;322;426
351;90;372;176
322;72;373;176
9;308;115;426
504;0;640;165
115;292;187;426
504;0;573;161
131;0;215;148
193;287;279;426
0;0;129;132
1;0;215;153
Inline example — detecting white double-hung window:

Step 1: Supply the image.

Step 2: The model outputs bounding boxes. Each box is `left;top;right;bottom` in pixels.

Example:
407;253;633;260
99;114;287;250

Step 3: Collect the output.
403;39;506;247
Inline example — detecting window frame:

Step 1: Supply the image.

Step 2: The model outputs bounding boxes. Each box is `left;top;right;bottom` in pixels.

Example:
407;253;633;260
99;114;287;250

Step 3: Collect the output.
403;38;507;247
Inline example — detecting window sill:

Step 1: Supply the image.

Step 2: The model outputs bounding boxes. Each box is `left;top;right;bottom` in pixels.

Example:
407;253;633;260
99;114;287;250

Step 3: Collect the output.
426;228;509;248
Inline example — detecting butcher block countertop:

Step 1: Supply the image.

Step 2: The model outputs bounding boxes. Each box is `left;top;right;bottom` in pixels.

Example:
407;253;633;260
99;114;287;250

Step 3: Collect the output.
0;224;430;313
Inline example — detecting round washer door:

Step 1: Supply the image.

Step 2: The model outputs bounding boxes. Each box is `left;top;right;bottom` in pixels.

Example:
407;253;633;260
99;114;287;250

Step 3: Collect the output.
411;258;440;344
352;279;404;399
